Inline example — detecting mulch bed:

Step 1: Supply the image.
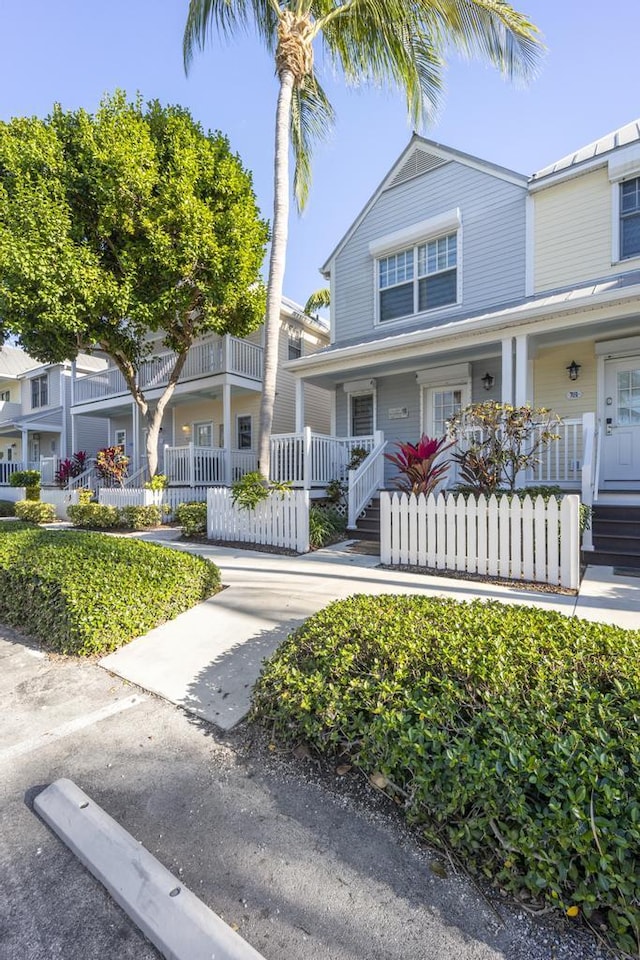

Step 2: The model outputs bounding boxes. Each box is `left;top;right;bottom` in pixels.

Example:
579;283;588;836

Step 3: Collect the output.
378;563;579;596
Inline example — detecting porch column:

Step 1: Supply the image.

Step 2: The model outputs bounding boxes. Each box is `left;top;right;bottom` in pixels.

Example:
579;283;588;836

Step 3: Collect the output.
330;391;337;436
21;428;28;467
222;383;232;486
501;337;514;404
514;335;531;406
295;378;305;434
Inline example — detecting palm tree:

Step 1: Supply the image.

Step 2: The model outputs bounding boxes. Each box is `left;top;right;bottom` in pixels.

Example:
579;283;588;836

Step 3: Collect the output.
184;0;542;480
304;287;330;318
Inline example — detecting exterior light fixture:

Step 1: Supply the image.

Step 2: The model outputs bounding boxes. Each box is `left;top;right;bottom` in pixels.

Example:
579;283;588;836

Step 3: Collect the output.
566;360;581;381
481;372;495;391
181;423;191;434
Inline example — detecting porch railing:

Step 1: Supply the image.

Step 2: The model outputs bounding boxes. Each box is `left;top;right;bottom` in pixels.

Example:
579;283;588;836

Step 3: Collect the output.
73;335;264;405
347;435;387;528
528;417;583;485
0;461;40;485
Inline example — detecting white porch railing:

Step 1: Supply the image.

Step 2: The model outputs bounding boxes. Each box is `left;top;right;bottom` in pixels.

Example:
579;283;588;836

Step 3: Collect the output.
580;412;597;551
163;444;227;486
381;491;580;590
347;434;386;528
528;417;583;485
0;461;40;485
73;335;264;405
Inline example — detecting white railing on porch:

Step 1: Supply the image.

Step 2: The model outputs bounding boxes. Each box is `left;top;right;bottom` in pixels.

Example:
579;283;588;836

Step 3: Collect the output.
381;491;580;589
529;417;583;485
580;412;597;551
163;444;227;486
347;435;386;528
0;461;40;485
73;335;264;405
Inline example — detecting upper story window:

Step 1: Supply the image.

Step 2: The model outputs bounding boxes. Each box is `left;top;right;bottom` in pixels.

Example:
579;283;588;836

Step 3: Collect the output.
288;331;302;360
0;390;10;402
378;232;458;323
620;178;640;259
237;415;252;449
31;374;48;409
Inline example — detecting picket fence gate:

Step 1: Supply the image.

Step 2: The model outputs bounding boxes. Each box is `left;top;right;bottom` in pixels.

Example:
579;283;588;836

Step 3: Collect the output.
380;492;580;589
207;487;309;552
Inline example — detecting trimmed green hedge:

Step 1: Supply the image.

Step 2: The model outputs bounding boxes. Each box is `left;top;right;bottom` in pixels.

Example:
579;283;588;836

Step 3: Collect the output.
175;501;207;537
254;596;640;953
0;500;16;517
0;523;220;655
67;503;163;531
15;500;56;523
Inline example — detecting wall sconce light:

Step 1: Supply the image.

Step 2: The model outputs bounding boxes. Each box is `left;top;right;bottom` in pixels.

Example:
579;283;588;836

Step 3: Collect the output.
481;372;495;391
181;424;191;434
566;360;581;381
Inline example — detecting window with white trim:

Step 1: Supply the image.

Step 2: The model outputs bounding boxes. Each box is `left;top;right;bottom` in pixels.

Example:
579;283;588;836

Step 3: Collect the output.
350;394;374;436
114;429;127;450
31;374;48;408
620;177;640;259
194;421;214;448
288;330;302;360
237;415;252;449
378;232;458;322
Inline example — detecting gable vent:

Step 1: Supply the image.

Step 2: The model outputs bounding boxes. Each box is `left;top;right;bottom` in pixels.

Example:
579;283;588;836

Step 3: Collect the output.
386;149;448;190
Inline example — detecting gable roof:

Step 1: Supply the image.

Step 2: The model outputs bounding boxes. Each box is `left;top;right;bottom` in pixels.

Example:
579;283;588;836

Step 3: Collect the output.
0;345;40;379
320;134;527;276
531;118;640;183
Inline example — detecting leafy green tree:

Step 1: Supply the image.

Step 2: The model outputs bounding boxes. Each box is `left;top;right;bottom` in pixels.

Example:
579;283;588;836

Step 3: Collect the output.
0;92;268;477
304;287;330;317
184;0;543;478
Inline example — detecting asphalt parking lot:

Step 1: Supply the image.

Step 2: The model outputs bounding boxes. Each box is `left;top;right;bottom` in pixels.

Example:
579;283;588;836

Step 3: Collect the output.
2;627;608;960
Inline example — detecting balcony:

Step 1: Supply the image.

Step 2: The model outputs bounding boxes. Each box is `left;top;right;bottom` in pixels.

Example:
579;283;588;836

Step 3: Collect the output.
73;335;264;406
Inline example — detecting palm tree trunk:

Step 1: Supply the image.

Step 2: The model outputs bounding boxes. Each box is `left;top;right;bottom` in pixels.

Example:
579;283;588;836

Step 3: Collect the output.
258;68;295;481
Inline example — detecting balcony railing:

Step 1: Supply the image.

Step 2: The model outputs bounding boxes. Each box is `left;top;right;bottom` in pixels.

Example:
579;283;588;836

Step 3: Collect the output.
73;335;264;405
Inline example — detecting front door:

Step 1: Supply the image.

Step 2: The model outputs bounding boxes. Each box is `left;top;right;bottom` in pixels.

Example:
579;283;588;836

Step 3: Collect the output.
424;383;469;487
602;358;640;483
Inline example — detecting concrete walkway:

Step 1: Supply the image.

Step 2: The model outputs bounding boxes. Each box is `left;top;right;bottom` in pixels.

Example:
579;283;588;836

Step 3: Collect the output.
100;537;640;730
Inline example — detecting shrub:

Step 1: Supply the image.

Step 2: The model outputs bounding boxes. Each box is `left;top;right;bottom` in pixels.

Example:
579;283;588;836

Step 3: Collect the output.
55;451;88;488
68;503;122;529
0;522;220;655
9;469;40;488
144;474;169;490
96;445;129;486
231;471;291;510
347;446;369;471
385;435;452;495
119;504;162;530
0;500;16;517
175;501;207;537
254;596;640;954
14;500;56;524
309;505;346;549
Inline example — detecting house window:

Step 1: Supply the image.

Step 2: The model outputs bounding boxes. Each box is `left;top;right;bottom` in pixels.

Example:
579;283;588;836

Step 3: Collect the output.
237;415;252;449
350;394;374;437
378;233;458;322
31;375;48;409
114;429;126;450
194;422;214;448
0;390;10;402
620;178;640;259
288;331;302;360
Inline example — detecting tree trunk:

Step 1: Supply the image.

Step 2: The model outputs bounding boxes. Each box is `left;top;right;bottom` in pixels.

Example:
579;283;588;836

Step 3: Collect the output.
144;412;162;478
257;69;295;481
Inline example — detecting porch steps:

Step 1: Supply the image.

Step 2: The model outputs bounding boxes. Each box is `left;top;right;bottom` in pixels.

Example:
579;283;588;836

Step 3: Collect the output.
352;497;380;543
587;505;640;568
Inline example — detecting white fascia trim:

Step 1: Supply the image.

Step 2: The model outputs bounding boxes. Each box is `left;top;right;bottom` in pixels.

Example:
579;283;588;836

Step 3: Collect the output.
369;208;461;258
525;194;535;296
289;281;640;377
608;143;640;182
528;155;609;192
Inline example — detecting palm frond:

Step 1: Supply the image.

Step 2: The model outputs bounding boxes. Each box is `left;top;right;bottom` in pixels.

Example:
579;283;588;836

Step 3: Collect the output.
290;74;335;211
304;287;330;314
183;0;279;70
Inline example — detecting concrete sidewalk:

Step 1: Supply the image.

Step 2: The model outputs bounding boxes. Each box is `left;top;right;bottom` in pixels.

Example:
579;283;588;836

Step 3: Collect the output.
100;537;640;730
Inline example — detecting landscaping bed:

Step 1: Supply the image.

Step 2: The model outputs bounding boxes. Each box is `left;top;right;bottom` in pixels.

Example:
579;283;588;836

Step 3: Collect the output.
253;595;640;955
0;523;220;656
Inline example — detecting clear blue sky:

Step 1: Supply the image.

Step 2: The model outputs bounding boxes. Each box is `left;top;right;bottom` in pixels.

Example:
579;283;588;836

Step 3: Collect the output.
1;2;639;308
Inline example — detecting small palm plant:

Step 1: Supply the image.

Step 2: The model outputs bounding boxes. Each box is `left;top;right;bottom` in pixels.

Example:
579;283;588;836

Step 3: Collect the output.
385;434;452;496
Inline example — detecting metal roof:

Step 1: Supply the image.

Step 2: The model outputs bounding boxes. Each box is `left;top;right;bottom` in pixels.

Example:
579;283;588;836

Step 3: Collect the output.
0;345;40;379
532;119;640;181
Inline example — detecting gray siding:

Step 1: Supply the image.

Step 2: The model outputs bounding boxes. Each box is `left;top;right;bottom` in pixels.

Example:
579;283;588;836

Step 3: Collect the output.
332;162;527;347
74;415;110;457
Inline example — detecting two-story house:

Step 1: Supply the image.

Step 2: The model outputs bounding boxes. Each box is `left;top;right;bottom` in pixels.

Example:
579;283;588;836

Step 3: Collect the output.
69;297;331;485
288;119;640;557
0;346;110;483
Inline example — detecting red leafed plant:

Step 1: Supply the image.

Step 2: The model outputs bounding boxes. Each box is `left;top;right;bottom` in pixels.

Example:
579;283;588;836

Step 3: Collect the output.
384;435;452;495
55;450;88;488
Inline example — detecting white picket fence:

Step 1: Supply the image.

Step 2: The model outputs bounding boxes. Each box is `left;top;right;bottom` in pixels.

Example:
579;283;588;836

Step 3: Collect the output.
380;492;580;589
207;487;310;552
40;489;81;520
99;486;209;520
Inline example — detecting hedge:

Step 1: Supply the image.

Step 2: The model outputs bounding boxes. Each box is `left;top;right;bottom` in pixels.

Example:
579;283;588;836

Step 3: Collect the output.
175;501;207;537
253;596;640;954
0;523;220;655
67;503;163;531
15;500;56;524
0;500;15;517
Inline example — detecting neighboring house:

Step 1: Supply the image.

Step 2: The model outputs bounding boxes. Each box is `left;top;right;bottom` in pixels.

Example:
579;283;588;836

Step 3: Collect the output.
289;122;640;507
68;298;331;484
0;346;109;483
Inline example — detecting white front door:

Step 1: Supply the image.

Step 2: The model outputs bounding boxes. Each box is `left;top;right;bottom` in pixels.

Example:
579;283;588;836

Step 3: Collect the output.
602;358;640;482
